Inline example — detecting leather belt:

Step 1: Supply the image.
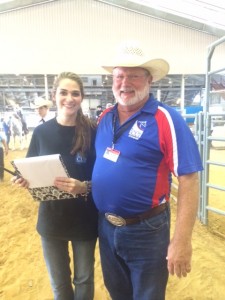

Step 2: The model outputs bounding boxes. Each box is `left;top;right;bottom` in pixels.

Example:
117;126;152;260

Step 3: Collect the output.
105;202;168;227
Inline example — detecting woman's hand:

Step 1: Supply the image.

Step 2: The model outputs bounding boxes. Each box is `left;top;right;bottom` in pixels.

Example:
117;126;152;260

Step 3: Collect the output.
54;177;87;195
11;176;29;188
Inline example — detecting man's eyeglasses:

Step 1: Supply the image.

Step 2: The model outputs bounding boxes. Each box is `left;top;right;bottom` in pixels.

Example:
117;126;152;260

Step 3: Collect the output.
113;75;147;82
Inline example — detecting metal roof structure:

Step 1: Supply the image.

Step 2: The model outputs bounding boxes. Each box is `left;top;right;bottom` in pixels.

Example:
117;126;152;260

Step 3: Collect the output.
96;0;225;37
0;0;224;109
1;0;225;37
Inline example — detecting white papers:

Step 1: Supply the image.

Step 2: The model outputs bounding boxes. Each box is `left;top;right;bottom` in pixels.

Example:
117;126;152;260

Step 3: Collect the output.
12;154;69;188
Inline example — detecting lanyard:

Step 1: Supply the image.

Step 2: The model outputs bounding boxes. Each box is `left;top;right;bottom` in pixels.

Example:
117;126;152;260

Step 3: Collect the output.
112;114;137;149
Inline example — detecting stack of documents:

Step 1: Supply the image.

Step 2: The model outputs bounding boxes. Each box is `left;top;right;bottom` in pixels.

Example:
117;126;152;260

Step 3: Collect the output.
12;154;74;201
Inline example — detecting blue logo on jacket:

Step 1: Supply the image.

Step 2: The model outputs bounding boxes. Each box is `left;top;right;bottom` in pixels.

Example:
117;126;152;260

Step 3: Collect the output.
75;153;87;164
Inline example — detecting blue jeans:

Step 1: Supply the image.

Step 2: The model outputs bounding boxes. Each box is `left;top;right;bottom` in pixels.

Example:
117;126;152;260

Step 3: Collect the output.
98;205;170;300
41;236;96;300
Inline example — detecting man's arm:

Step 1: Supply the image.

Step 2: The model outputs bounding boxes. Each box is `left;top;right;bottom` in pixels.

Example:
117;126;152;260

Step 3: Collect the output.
167;172;199;277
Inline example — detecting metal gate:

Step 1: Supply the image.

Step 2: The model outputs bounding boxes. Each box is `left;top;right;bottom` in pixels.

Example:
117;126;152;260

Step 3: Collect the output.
171;36;225;225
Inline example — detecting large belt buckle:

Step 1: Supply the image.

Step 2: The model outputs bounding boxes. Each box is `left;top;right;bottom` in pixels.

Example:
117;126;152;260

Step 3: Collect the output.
105;213;126;226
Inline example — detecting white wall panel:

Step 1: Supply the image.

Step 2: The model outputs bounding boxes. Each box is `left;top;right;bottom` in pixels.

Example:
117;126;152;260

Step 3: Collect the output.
0;0;224;75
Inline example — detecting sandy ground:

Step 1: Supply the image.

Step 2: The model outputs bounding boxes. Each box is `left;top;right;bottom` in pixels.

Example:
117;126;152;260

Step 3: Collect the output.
0;135;225;300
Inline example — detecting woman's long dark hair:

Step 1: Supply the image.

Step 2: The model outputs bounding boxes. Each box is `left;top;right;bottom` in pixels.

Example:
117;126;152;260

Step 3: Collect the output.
52;72;96;155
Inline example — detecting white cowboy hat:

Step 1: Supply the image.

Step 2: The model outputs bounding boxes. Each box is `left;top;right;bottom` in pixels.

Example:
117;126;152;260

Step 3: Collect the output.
102;41;169;82
31;97;53;109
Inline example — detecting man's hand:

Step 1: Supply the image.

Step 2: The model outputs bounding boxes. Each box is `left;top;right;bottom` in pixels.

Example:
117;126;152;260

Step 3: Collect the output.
167;238;192;277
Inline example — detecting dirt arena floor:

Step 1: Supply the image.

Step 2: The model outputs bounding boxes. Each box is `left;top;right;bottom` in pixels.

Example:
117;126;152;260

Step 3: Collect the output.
0;133;225;300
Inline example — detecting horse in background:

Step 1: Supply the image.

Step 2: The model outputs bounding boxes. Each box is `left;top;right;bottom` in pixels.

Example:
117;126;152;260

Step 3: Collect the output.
10;113;25;150
16;109;29;143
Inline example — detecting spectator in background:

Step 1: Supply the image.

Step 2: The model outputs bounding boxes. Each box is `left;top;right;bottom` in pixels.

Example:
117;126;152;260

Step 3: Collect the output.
32;97;53;125
95;105;103;120
105;102;114;109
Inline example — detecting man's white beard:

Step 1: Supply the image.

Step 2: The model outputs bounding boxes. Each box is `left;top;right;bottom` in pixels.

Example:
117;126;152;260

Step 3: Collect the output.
113;84;150;106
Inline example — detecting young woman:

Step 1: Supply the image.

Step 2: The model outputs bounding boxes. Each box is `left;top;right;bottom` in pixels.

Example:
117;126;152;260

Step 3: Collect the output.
12;72;98;300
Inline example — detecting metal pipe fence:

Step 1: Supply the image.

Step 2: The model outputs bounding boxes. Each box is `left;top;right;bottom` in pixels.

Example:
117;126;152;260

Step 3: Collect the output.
171;36;225;225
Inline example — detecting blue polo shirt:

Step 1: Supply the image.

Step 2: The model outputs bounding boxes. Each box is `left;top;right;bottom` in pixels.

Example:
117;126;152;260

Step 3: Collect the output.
92;95;203;217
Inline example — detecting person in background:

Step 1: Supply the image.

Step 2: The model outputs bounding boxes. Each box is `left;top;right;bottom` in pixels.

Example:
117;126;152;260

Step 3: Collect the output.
12;72;98;300
105;102;114;109
0;131;8;182
32;97;53;125
95;105;103;120
92;42;203;300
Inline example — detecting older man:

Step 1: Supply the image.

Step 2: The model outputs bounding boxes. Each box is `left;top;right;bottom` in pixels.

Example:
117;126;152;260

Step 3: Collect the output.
92;42;203;300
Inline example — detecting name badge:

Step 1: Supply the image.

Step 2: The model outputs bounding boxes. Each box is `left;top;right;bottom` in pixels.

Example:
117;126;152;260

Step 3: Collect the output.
103;147;120;162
